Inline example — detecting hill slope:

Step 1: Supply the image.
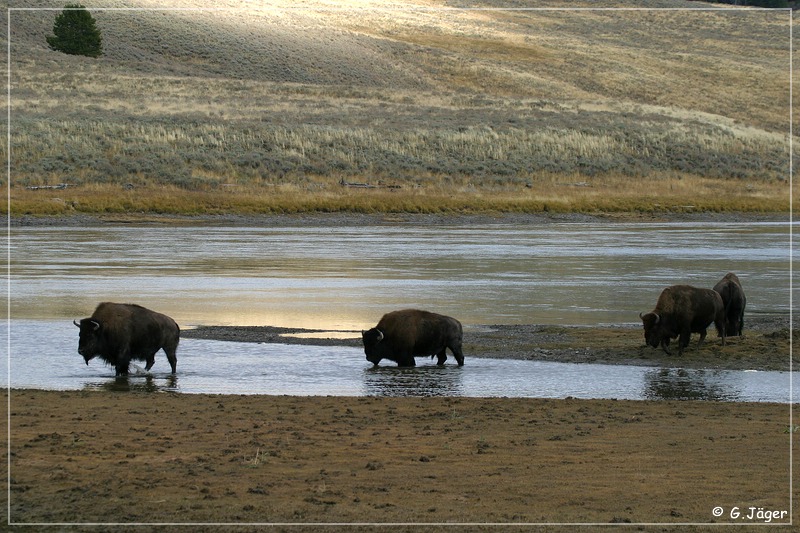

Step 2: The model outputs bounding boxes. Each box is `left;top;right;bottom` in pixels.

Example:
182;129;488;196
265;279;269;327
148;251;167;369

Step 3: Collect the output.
3;0;794;214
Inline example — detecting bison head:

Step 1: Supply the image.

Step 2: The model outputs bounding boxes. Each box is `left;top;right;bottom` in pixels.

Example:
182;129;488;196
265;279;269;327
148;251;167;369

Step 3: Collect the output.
361;328;384;365
74;318;103;365
639;311;671;351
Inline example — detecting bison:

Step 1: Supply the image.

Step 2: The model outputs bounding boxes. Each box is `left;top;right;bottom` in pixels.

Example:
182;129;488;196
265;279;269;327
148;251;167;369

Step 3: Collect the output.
74;302;179;376
639;285;726;356
362;309;464;367
713;272;746;337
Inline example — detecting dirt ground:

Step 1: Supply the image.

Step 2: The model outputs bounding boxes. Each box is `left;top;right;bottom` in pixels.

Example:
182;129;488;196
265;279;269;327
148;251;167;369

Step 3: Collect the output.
6;391;795;532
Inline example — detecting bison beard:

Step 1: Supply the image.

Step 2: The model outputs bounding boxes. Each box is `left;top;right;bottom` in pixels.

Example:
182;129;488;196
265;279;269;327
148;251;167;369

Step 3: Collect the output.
640;285;726;356
362;309;465;367
75;302;179;376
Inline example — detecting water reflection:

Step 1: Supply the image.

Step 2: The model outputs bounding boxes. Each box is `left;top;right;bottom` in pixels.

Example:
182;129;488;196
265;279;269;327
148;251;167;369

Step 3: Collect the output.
7;222;792;329
642;367;793;402
83;374;178;393
643;368;731;401
362;366;465;397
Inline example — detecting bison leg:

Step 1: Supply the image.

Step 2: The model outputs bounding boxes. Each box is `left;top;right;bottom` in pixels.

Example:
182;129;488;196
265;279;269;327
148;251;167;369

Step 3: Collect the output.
677;329;693;355
164;346;178;374
115;350;131;376
715;318;727;347
660;338;672;355
450;344;465;366
145;352;157;371
436;348;447;366
696;329;707;348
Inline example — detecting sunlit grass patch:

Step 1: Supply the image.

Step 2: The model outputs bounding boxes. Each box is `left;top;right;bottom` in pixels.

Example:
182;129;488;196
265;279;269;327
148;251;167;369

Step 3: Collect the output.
4;171;791;218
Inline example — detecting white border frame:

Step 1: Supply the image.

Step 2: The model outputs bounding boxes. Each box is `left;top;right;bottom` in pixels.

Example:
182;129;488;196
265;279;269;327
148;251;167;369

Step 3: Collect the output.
5;3;794;528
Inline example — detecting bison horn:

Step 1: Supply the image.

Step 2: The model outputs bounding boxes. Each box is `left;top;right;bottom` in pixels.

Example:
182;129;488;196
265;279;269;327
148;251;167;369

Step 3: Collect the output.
73;320;80;328
639;312;660;324
376;329;384;342
90;320;100;331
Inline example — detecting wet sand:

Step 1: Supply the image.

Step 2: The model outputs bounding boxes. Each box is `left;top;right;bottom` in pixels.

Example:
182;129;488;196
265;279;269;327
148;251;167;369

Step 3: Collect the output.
6;391;795;531
183;311;795;372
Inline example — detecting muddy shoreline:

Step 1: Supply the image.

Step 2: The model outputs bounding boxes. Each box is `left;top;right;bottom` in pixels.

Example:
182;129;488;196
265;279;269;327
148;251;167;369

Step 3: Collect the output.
9;210;791;228
183;312;795;372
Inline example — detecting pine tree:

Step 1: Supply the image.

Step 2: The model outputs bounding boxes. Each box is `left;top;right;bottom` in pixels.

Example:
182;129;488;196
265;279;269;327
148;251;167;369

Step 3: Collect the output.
46;4;103;58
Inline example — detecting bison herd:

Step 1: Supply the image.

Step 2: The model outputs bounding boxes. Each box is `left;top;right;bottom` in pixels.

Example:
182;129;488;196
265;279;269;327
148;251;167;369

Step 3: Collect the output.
75;272;745;375
639;272;745;356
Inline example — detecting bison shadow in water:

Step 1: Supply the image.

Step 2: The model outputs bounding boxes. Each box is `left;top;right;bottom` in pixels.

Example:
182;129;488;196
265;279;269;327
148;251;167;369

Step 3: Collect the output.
362;309;465;367
643;368;730;401
75;302;179;376
713;272;746;337
640;285;726;356
362;365;464;396
85;373;178;393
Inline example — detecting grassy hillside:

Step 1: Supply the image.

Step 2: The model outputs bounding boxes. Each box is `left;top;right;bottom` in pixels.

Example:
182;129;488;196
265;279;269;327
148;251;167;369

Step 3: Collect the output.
3;0;795;215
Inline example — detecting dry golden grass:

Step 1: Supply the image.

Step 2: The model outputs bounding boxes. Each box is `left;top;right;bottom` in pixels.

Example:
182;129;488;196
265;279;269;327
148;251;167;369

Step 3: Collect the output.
4;171;792;217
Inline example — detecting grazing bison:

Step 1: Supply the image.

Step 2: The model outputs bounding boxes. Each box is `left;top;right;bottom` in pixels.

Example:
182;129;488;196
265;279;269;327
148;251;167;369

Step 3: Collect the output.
639;285;726;356
362;309;464;367
74;302;179;376
713;272;746;337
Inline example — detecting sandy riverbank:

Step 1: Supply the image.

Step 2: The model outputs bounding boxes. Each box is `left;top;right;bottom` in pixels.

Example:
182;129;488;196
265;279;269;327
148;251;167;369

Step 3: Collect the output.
6;391;795;531
183;310;795;372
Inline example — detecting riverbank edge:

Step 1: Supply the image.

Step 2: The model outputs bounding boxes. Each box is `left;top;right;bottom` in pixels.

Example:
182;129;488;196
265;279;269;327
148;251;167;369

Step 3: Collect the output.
182;314;795;372
7;210;792;227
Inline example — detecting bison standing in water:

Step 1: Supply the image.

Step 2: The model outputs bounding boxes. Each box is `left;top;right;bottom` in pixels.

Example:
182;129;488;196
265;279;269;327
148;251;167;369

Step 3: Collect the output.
713;272;746;337
639;285;726;356
362;309;464;367
74;302;179;376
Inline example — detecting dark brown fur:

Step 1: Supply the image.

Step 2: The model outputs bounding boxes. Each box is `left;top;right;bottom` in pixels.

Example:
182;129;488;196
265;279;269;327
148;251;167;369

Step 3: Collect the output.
75;302;179;376
713;272;746;337
362;309;464;367
640;285;726;356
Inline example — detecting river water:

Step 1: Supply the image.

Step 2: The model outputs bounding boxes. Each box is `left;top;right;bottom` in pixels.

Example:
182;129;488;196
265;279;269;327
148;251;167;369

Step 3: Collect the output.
5;221;796;402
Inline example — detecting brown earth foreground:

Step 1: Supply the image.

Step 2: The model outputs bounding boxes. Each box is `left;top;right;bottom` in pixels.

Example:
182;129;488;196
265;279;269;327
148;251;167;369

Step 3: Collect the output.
6;390;796;532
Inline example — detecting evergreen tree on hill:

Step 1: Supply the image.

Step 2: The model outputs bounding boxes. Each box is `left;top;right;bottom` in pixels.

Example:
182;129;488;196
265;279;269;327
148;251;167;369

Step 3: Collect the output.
46;4;103;58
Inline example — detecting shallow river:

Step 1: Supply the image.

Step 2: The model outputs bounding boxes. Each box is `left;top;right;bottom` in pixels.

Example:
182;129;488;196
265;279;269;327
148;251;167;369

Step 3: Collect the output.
5;221;796;401
4;320;794;402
